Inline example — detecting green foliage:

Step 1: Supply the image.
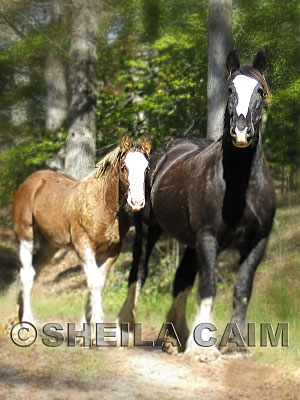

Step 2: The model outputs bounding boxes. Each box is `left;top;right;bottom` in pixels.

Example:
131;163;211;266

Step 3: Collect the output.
265;79;300;181
0;132;65;206
0;0;300;201
97;0;208;149
233;0;300;188
97;0;300;183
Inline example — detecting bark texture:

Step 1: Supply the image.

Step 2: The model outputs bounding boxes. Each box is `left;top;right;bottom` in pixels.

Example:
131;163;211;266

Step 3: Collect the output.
44;1;68;133
64;0;100;180
207;0;232;141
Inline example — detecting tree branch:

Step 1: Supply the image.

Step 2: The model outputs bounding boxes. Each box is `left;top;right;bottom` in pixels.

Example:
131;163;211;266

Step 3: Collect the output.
0;11;26;39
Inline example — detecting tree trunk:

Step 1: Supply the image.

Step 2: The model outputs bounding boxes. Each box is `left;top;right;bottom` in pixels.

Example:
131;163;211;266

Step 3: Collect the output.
207;0;232;141
44;0;68;133
45;52;67;132
64;0;100;180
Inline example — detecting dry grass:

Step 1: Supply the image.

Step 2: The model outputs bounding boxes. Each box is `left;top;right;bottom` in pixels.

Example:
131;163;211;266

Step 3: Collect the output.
1;192;300;375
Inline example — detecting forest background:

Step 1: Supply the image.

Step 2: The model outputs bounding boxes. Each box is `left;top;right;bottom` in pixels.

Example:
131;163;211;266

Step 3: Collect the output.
0;0;300;380
0;0;299;201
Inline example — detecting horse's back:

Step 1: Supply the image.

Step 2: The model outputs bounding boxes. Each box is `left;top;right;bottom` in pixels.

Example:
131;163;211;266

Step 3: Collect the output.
13;170;77;242
145;138;212;246
149;137;212;186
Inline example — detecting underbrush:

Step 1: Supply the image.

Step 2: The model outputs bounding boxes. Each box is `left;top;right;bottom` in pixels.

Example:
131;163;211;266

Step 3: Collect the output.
104;192;300;369
1;193;300;372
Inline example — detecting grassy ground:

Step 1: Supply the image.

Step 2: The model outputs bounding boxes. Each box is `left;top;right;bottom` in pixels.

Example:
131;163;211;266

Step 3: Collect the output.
104;192;300;370
1;192;300;374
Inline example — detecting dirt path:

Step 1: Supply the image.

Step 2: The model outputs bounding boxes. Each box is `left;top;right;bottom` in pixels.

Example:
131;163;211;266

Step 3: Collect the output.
0;331;299;400
0;211;299;400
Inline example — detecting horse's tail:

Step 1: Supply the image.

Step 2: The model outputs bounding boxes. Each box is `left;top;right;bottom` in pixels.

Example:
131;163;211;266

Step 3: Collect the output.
12;172;46;243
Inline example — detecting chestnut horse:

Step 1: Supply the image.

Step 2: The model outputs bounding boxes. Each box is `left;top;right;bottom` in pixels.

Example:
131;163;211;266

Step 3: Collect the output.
119;51;275;360
12;135;151;337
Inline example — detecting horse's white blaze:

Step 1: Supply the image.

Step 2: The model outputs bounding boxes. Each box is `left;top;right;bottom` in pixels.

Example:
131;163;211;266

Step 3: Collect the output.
19;240;35;323
185;296;214;353
124;151;148;211
233;75;258;117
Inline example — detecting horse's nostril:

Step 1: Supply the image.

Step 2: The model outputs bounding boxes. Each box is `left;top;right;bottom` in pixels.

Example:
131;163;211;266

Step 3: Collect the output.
129;198;145;210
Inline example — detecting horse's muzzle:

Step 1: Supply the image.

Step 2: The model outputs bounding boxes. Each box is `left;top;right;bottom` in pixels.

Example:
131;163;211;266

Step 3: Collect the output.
231;127;252;148
128;198;145;211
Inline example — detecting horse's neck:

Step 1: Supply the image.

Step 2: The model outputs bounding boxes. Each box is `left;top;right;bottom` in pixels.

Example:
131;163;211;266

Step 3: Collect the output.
222;107;263;185
106;168;122;214
222;139;262;183
88;167;121;218
221;132;263;225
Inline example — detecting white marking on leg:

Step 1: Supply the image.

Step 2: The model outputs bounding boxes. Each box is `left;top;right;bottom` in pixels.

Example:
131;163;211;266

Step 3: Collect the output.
118;282;141;325
19;240;35;324
116;282;141;346
166;289;190;343
83;249;112;326
124;151;148;211
185;296;214;353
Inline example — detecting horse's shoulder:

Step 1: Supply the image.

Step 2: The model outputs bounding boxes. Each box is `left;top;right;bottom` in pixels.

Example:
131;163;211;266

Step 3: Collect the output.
149;138;218;189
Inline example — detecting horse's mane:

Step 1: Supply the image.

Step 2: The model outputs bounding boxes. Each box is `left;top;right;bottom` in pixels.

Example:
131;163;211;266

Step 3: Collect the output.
83;146;121;181
83;139;149;181
230;64;271;98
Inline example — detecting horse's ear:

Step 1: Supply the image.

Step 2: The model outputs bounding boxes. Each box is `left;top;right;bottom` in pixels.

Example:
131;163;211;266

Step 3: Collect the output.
139;135;151;157
120;134;132;154
227;50;240;75
253;51;267;74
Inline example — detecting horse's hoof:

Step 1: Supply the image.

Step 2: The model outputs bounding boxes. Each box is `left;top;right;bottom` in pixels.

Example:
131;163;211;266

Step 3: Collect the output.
0;323;7;336
162;341;180;355
116;317;135;333
184;346;221;362
5;311;19;337
220;343;250;358
75;335;92;347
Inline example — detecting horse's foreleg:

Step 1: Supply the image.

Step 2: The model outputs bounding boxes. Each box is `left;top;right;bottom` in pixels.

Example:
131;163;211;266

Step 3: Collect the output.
164;247;197;353
185;232;220;361
18;240;35;325
223;237;268;354
82;249;118;337
118;212;161;329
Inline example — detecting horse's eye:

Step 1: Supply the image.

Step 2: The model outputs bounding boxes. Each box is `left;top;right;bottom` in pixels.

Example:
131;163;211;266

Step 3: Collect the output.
121;165;127;173
228;101;234;113
258;88;264;97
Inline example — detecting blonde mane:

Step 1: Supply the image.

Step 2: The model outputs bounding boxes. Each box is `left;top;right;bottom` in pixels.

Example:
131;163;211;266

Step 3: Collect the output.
83;146;121;181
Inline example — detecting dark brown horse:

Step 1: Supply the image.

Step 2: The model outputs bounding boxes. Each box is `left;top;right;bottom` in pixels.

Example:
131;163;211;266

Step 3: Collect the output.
12;135;151;338
119;51;276;361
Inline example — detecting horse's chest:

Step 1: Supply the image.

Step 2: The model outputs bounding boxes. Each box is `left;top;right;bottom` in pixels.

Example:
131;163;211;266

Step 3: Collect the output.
218;202;266;249
94;213;129;252
96;219;121;250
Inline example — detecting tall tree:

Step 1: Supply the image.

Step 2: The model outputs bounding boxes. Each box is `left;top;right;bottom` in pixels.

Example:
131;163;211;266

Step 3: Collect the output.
207;0;232;141
64;0;100;180
44;0;68;133
44;0;68;172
